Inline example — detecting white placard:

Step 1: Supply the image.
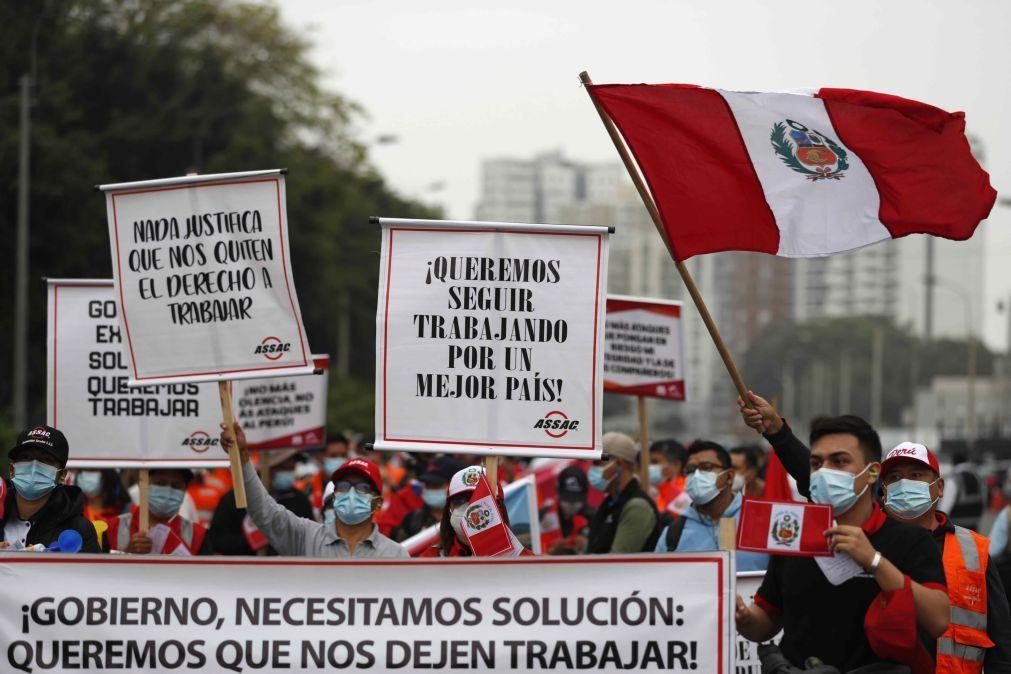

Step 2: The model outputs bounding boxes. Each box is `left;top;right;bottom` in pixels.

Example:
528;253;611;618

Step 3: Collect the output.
374;218;609;459
604;295;686;400
238;354;329;451
0;553;733;674
100;170;313;385
47;280;226;468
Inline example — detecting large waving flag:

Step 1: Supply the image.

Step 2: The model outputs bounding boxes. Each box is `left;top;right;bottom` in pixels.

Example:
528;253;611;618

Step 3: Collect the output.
587;84;996;260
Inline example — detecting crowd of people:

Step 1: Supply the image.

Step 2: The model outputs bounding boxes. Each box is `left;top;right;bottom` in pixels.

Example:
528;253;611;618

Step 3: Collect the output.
3;393;1011;671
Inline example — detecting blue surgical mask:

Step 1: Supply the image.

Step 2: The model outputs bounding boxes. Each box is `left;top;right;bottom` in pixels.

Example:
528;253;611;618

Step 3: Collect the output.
686;469;725;505
810;465;872;515
588;465;614;492
885;478;939;519
271;470;296;492
76;470;103;497
148;485;186;518
323;508;336;527
334;489;375;525
421;488;447;509
324;457;346;475
648;464;664;486
12;460;59;501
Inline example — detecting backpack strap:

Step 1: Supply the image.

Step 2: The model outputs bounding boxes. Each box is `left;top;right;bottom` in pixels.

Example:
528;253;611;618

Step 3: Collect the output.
665;515;687;551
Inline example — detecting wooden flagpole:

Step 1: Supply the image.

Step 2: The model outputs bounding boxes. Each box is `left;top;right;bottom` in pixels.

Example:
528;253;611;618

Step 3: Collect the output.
637;396;650;485
220;381;247;508
579;71;751;403
138;469;150;532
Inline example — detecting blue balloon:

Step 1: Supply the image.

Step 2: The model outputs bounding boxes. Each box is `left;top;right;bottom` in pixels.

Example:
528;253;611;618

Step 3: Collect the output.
45;529;83;553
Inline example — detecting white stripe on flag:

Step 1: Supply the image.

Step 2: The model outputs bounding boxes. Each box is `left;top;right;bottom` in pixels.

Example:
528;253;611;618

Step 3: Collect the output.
462;496;504;536
716;90;889;257
766;502;805;552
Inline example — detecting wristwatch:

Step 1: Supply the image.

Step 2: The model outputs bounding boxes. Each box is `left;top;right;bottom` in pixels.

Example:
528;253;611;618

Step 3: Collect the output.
867;551;882;574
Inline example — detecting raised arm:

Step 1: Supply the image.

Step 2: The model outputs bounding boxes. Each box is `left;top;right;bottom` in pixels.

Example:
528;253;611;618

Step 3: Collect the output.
738;391;811;497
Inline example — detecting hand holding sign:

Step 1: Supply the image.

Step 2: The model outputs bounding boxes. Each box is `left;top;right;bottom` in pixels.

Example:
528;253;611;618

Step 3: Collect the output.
219;421;250;465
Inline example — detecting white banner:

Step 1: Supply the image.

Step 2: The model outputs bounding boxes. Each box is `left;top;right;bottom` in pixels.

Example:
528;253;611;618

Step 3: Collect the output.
604;295;686;400
0;553;732;674
47;280;226;468
100;170;314;385
374;218;609;459
734;572;782;674
238;354;329;451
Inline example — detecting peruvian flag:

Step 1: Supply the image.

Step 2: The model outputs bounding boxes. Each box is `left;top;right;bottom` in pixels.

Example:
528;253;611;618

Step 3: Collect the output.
461;475;524;557
737;497;832;557
588;84;996;260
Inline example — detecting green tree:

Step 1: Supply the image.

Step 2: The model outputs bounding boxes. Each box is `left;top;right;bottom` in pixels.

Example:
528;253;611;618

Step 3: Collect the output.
0;1;438;434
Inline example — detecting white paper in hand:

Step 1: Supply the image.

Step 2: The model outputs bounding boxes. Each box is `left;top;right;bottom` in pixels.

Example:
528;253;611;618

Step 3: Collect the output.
815;550;865;585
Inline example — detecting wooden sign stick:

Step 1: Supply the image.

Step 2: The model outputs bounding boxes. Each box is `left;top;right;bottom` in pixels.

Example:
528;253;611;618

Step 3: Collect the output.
484;455;500;498
138;469;150;532
637;396;650;485
219;381;247;508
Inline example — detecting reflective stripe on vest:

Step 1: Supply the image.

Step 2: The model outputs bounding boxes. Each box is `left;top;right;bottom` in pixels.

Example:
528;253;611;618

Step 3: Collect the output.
937;637;986;663
953;526;980;572
950;605;987;631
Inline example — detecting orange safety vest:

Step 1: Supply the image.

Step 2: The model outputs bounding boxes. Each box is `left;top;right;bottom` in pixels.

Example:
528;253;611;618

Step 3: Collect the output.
107;509;206;556
937;526;994;674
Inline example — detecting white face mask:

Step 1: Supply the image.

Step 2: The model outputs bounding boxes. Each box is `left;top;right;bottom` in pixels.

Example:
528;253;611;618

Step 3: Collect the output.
450;505;468;542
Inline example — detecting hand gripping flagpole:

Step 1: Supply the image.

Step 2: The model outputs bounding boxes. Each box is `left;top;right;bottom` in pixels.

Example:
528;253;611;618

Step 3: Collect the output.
579;71;752;405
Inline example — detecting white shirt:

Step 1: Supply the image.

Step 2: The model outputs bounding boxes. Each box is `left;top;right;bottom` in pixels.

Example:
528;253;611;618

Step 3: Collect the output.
3;518;31;549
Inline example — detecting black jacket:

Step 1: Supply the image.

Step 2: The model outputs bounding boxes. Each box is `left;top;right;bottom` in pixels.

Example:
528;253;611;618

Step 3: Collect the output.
1;479;101;552
209;488;312;555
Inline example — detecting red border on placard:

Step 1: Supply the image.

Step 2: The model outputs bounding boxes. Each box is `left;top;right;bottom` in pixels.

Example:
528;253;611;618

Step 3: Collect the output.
381;227;603;451
109;178;309;381
603;297;685;400
0;554;726;674
736;496;833;557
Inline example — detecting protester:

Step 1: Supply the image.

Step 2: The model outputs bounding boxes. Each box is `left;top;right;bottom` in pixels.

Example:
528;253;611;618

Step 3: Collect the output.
220;422;408;558
546;465;594;555
75;468;128;523
655;441;769;571
419;465;529;557
1;425;100;552
940;452;986;532
299;433;351;514
186;468;232;526
585;432;659;554
648;439;687;513
209;449;313;555
992;505;1010;558
735;401;950;670
378;455;465;541
878;442;1011;671
730;445;765;498
106;468;210;555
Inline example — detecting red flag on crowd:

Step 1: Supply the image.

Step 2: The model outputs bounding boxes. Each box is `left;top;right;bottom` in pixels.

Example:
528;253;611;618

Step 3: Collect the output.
737;497;832;557
461;475;524;557
587;83;996;261
762;451;798;502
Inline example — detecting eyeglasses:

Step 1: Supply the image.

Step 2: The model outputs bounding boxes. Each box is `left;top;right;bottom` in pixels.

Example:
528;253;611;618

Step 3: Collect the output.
334;480;376;496
684;462;725;475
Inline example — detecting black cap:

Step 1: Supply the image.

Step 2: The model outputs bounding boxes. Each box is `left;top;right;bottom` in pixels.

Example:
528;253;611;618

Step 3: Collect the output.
557;465;589;502
9;425;69;467
419;455;466;486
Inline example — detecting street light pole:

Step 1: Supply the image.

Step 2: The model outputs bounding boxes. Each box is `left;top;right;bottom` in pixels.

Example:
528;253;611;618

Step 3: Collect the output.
13;74;31;430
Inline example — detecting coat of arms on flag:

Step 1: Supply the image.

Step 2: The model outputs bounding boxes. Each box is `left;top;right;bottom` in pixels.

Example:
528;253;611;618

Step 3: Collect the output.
771;119;849;180
738;497;832;557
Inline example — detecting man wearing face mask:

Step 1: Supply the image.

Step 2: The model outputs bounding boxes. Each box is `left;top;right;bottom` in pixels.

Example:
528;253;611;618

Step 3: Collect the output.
880;442;1011;672
649;439;687;514
730;445;765;498
221;423;408;558
654;441;769;572
586;432;660;554
106;468;210;555
735;413;950;670
378;455;464;541
1;425;100;552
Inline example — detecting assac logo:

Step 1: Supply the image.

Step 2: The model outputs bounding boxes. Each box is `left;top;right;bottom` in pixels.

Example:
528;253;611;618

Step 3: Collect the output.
182;431;218;454
533;410;579;438
771;511;801;547
255;336;291;361
771;119;849;181
465;503;493;531
27;427;52;440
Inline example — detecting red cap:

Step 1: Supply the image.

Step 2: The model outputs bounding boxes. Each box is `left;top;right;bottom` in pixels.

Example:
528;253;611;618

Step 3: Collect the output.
881;442;940;475
331;458;383;494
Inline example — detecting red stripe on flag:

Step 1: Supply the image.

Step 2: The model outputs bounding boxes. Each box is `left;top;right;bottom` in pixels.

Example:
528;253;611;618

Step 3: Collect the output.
818;88;996;241
588;84;780;260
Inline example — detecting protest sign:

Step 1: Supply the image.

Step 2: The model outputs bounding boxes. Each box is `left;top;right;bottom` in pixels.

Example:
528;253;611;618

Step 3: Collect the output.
0;552;733;674
238;355;329;452
374;218;610;459
47;279;226;468
604;295;686;400
98;170;313;385
734;572;782;674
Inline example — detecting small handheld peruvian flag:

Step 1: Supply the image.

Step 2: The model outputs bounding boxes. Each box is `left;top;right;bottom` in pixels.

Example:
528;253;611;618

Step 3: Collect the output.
737;497;832;557
461;475;525;557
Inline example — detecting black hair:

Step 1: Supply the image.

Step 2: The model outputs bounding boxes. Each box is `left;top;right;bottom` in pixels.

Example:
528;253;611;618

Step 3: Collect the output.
809;415;882;464
326;433;349;445
730;445;762;470
686;440;731;469
650;439;687;466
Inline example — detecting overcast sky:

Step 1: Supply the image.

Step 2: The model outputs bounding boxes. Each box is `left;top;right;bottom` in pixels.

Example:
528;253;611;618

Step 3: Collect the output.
275;0;1010;347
